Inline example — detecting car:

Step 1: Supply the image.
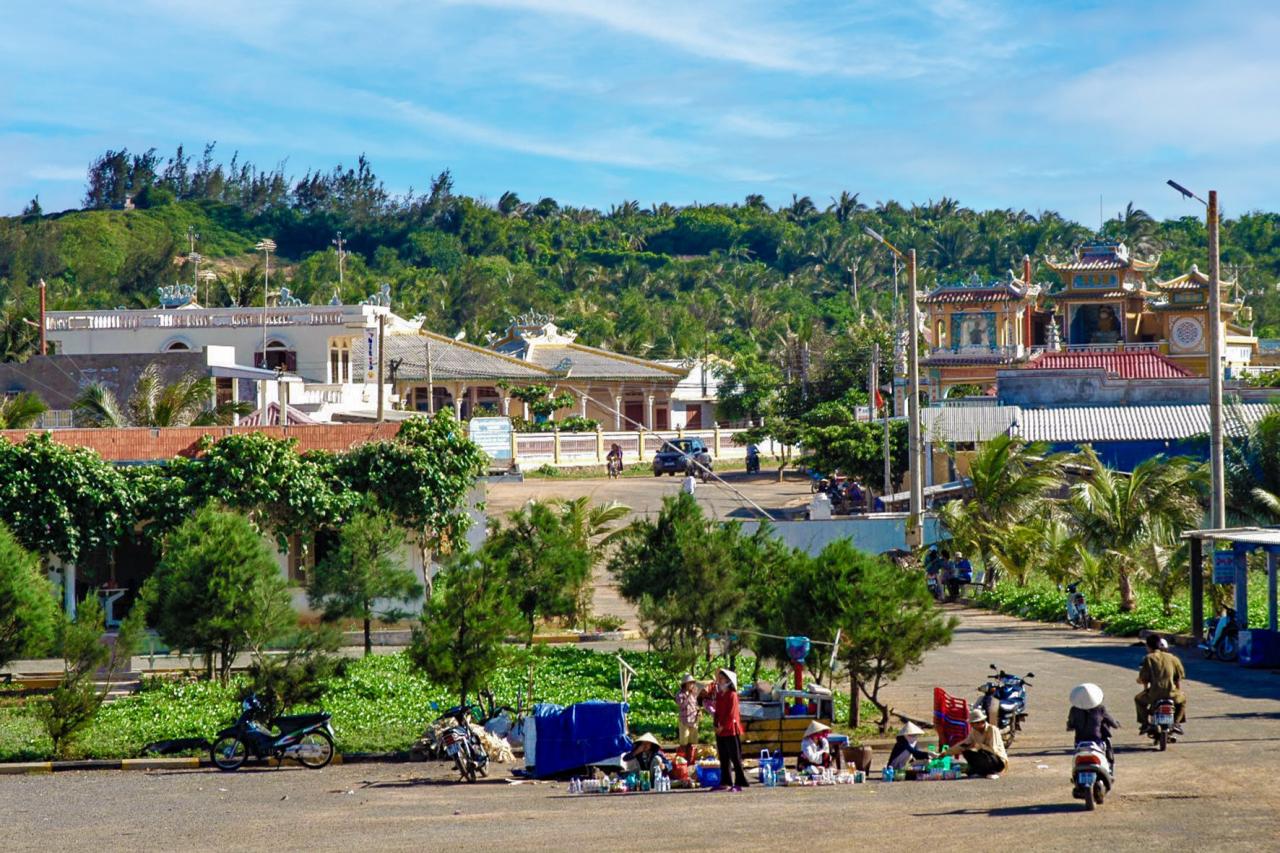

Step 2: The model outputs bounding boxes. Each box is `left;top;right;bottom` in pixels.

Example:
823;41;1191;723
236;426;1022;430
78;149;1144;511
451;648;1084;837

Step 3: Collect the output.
653;437;713;478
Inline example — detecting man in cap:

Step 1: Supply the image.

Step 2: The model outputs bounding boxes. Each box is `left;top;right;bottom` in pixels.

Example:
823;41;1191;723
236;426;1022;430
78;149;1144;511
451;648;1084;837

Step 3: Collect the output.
887;721;933;771
944;707;1008;779
1135;634;1186;734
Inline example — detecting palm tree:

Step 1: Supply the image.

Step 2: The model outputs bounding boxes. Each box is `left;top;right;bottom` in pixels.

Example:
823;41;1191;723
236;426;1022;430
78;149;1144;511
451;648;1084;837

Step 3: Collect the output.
1068;449;1206;611
1225;404;1280;523
938;434;1065;587
0;392;47;428
74;365;251;427
552;497;631;630
827;191;866;223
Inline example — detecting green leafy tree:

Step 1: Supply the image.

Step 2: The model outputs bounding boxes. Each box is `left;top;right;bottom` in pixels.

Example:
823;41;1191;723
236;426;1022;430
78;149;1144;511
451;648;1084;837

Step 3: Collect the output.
484;500;590;645
503;383;576;421
36;593;146;757
0;433;133;567
411;551;518;706
797;399;907;489
549;497;630;629
1225;404;1280;523
0;523;60;668
609;493;747;670
839;557;957;730
0;392;47;428
142;505;294;684
339;414;486;591
308;507;422;655
245;627;346;720
73;364;251;427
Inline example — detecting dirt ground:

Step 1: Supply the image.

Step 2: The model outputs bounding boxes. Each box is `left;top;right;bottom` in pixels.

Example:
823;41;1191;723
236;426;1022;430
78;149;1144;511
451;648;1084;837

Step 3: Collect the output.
6;608;1278;852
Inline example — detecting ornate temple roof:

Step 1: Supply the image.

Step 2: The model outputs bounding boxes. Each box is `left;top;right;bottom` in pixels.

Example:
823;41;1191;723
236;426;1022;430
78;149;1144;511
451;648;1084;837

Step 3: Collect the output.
1046;240;1158;273
1022;350;1193;379
923;270;1039;304
1153;264;1235;292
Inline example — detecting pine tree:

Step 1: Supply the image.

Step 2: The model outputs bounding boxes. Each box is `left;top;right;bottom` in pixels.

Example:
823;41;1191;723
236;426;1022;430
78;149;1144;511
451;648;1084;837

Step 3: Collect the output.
0;523;59;668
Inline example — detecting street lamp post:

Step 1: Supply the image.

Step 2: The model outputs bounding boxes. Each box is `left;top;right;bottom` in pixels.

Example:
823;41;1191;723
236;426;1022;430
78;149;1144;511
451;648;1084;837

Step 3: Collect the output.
332;231;346;286
866;227;925;546
255;238;277;368
1168;180;1225;529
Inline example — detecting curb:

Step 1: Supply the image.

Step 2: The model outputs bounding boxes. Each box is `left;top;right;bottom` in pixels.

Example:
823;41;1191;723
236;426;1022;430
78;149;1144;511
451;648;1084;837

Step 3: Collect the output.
0;751;403;775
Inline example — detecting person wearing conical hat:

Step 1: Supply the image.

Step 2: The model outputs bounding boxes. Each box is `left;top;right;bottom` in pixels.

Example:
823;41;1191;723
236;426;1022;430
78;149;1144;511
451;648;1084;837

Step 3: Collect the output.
675;674;702;764
944;706;1008;778
886;720;933;771
700;668;748;790
623;732;672;775
1067;683;1119;769
798;720;832;776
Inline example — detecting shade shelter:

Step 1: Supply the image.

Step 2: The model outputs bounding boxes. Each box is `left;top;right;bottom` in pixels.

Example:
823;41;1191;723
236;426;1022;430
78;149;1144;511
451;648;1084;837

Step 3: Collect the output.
1182;527;1280;639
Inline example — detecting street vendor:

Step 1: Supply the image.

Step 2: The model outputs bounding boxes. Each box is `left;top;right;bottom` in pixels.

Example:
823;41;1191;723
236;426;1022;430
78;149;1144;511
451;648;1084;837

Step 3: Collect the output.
797;720;833;775
675;674;701;764
886;721;932;771
701;668;749;790
944;707;1007;779
623;732;672;775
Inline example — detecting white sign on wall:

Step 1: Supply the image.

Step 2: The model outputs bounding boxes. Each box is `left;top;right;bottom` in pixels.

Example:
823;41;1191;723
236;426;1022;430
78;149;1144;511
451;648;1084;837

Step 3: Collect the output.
365;329;377;382
469;417;514;462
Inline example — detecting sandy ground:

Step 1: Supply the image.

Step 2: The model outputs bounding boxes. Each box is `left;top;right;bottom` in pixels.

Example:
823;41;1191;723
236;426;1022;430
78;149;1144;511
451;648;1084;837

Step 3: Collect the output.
6;607;1277;853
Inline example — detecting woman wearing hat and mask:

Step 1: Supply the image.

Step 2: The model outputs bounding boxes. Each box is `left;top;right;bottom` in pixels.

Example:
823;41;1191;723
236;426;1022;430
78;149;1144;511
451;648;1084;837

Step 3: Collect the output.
886;721;932;771
675;674;702;764
797;721;833;776
701;668;749;790
944;707;1008;779
623;732;672;775
1068;682;1119;768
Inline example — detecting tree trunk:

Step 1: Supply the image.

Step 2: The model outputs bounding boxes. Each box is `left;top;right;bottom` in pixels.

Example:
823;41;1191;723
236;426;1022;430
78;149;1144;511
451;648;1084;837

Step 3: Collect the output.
849;676;860;727
1119;571;1136;612
364;616;372;657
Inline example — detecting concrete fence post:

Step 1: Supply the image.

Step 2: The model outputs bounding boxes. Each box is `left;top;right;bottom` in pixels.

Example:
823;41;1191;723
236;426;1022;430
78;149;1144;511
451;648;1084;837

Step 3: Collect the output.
553;427;561;465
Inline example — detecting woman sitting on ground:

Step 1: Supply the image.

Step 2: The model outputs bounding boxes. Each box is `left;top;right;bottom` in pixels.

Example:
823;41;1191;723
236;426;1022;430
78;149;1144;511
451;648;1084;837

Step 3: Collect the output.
623;733;672;775
886;721;932;771
944;707;1008;779
797;721;833;776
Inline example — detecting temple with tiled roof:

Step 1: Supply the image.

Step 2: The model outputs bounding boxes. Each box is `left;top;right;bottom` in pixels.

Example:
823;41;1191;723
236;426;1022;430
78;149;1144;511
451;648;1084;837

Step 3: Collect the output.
1147;264;1256;375
1043;240;1159;351
921;256;1046;396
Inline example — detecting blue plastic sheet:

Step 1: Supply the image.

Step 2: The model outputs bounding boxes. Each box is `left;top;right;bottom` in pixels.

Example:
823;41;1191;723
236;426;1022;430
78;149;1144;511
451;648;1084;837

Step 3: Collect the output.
528;700;631;778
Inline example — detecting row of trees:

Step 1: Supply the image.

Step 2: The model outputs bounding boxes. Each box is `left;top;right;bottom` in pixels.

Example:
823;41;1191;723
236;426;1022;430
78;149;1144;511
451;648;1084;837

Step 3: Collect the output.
608;493;956;729
940;435;1207;613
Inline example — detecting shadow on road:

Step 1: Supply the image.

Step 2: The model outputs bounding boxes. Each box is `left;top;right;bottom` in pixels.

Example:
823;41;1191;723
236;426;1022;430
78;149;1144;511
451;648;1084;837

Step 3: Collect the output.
912;803;1082;818
1037;643;1279;703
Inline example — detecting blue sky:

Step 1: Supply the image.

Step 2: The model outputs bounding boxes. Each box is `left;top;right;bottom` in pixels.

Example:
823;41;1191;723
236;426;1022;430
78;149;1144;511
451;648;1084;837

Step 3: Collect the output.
2;0;1276;222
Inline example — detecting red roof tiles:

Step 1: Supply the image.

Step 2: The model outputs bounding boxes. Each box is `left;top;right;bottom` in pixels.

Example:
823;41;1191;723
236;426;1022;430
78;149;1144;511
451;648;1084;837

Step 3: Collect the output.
1021;350;1193;379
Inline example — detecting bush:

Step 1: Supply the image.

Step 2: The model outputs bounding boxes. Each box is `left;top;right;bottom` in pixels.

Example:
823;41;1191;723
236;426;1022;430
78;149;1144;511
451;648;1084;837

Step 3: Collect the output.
0;523;60;668
557;416;600;432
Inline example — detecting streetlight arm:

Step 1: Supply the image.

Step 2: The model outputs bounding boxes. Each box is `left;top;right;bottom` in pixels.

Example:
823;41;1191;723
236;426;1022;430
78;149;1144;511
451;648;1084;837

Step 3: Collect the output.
1167;179;1207;207
863;226;906;260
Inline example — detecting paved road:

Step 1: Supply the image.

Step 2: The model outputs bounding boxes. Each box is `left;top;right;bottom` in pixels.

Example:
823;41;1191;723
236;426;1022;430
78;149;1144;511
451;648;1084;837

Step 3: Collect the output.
6;608;1277;852
487;472;814;629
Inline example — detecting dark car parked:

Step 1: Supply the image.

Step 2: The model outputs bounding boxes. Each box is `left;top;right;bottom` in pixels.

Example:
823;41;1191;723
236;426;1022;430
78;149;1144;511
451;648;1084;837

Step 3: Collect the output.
653;437;713;479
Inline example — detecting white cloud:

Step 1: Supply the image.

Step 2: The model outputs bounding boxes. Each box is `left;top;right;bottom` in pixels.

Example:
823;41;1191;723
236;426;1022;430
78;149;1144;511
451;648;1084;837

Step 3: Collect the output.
28;165;86;181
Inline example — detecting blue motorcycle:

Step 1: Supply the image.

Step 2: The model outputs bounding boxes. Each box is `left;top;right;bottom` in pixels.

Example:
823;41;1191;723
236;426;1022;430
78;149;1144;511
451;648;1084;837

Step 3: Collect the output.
977;664;1034;747
1200;607;1239;662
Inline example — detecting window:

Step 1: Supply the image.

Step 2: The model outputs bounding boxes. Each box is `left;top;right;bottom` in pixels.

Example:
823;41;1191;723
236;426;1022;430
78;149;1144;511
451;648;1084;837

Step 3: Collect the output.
165;341;190;351
328;338;352;383
256;339;296;371
215;377;234;408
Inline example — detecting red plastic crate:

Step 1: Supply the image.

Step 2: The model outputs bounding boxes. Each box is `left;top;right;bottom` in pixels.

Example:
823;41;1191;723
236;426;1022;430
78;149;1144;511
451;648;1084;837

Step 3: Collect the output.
933;687;970;747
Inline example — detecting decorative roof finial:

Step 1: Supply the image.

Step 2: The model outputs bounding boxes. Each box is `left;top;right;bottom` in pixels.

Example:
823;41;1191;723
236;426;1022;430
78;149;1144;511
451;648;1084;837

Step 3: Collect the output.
1047;315;1063;352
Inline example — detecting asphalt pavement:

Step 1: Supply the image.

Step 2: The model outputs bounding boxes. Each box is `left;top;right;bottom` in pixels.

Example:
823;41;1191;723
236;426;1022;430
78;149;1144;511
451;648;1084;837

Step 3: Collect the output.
5;607;1277;852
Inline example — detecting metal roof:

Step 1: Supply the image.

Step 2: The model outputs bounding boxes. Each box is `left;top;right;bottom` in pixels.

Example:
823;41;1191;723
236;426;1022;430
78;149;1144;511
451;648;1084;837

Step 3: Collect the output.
1182;526;1280;545
508;343;685;380
375;334;554;382
922;405;1020;443
1022;350;1193;379
1016;403;1272;443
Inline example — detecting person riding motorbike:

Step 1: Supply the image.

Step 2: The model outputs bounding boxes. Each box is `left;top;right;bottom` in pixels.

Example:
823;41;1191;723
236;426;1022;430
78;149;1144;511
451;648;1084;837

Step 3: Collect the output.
1135;634;1186;735
607;442;623;467
1068;682;1120;769
745;444;761;474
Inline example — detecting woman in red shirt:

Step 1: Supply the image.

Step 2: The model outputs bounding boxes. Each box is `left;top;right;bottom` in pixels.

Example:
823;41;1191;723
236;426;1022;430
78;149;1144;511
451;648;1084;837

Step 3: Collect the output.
701;668;749;790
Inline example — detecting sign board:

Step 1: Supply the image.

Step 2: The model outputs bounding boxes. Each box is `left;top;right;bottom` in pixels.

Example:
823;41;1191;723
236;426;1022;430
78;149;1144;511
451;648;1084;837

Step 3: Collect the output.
469;417;513;463
1212;550;1237;585
364;329;378;382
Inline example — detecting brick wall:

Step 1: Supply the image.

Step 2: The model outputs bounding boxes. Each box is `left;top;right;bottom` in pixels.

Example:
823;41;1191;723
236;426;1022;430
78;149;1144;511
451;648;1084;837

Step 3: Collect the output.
0;423;403;462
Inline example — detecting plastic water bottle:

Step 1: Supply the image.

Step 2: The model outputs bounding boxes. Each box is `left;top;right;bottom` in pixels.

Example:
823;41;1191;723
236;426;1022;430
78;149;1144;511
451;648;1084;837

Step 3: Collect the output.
883;766;895;782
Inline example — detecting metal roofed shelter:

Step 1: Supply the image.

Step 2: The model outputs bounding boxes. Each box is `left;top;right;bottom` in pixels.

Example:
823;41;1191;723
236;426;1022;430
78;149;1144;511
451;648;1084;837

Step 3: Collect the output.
1182;527;1280;640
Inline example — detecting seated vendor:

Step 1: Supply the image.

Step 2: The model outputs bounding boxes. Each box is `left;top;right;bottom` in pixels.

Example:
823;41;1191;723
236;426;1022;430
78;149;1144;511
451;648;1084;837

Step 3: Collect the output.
944;708;1007;779
623;732;672;775
886;721;932;771
798;721;833;775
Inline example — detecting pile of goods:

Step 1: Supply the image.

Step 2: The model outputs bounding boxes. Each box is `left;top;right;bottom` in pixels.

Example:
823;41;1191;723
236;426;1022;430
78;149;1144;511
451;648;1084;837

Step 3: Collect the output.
882;755;965;782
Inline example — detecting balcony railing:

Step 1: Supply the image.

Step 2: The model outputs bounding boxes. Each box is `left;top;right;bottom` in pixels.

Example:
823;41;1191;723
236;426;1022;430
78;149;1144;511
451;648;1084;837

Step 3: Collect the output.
46;306;362;332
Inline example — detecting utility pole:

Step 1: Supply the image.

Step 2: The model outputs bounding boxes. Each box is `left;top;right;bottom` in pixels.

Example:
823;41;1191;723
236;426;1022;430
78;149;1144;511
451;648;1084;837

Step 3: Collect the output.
906;248;924;546
426;337;435;414
1207;191;1225;529
332;231;346;285
1168;180;1226;529
376;312;386;422
256;239;276;364
38;278;46;356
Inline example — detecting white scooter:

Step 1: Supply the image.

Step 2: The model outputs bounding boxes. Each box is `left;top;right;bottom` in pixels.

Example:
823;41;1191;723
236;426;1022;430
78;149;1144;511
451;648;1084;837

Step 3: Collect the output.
1064;582;1090;629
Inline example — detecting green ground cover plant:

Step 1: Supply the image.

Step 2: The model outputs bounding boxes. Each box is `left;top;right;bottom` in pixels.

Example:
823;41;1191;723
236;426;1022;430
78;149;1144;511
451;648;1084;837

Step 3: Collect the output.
0;648;879;761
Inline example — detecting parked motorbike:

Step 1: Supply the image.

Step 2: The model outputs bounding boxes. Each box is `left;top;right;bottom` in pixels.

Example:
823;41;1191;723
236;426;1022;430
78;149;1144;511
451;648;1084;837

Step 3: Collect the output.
977;664;1033;747
745;445;761;474
1200;607;1239;661
1070;740;1113;810
210;693;335;771
436;706;490;783
926;573;943;602
1064;582;1091;629
1145;697;1178;751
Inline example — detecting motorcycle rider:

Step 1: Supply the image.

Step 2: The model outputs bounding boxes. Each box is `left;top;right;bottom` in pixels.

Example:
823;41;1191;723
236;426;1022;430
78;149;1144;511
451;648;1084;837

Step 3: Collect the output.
924;548;943;601
1068;682;1120;769
606;442;623;473
1135;634;1186;735
746;444;761;473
